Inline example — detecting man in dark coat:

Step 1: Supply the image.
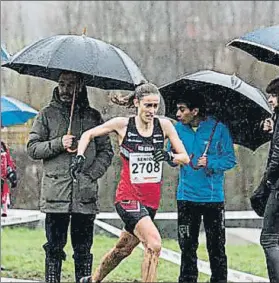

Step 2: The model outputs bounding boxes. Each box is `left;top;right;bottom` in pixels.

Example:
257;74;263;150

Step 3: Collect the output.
27;71;114;283
260;77;279;283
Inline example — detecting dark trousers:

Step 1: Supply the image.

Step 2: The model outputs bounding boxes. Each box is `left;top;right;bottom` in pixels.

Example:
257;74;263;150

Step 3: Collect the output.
177;200;227;283
260;190;279;283
44;213;95;282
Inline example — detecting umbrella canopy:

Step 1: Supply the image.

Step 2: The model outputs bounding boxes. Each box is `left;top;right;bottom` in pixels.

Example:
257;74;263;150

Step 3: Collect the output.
2;34;146;90
1;95;38;127
227;25;279;66
1;45;10;63
159;70;272;151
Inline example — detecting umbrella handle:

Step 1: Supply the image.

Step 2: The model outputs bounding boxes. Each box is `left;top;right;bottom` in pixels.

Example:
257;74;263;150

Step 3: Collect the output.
202;144;210;156
66;85;78;153
202;120;219;156
67;93;76;135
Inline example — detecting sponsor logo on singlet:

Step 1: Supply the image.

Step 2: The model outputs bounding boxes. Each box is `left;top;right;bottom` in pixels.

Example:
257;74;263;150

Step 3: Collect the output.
137;145;155;152
128;131;138;137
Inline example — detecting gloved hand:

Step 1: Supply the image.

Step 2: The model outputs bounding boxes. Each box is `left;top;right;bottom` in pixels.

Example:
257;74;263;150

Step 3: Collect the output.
70;155;86;181
7;167;17;188
152;149;174;162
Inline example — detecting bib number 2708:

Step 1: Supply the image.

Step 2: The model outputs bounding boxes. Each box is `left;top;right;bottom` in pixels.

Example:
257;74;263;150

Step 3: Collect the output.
129;152;163;184
132;162;161;174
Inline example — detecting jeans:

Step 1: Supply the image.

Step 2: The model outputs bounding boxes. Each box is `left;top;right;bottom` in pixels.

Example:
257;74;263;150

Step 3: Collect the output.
177;200;227;283
260;190;279;283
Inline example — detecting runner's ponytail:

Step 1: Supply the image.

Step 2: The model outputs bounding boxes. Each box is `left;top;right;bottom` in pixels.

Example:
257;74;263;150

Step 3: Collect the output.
110;80;160;108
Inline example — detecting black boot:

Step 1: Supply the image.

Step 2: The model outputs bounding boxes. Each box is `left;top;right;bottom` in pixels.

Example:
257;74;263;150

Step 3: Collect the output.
45;257;62;283
73;253;93;283
44;244;66;283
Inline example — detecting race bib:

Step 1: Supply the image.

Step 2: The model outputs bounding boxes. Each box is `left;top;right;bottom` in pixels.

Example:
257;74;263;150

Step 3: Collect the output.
129;152;163;184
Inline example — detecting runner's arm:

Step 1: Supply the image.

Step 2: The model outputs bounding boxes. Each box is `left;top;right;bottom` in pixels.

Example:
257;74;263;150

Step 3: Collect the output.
161;119;190;165
77;117;126;156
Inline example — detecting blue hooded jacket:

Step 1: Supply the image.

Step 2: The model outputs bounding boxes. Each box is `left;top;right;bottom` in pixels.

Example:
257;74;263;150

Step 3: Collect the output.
169;116;237;202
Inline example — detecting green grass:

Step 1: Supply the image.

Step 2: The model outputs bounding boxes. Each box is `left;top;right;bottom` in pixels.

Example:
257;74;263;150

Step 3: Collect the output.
1;227;267;282
163;239;268;278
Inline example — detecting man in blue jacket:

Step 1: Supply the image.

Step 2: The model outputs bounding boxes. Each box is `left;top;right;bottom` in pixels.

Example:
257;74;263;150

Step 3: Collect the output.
169;95;236;283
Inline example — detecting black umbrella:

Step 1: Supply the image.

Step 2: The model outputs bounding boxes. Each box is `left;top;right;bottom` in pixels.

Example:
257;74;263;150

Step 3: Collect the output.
227;25;279;66
159;70;272;151
2;33;146;146
2;33;146;90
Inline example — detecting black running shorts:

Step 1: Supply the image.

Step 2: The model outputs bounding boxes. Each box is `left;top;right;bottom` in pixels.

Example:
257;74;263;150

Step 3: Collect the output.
115;200;157;234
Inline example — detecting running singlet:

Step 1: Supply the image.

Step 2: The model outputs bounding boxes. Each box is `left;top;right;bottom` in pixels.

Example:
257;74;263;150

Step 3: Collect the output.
115;117;165;209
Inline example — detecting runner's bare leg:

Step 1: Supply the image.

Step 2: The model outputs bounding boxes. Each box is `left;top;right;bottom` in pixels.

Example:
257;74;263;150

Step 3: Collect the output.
134;216;162;282
91;231;140;282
